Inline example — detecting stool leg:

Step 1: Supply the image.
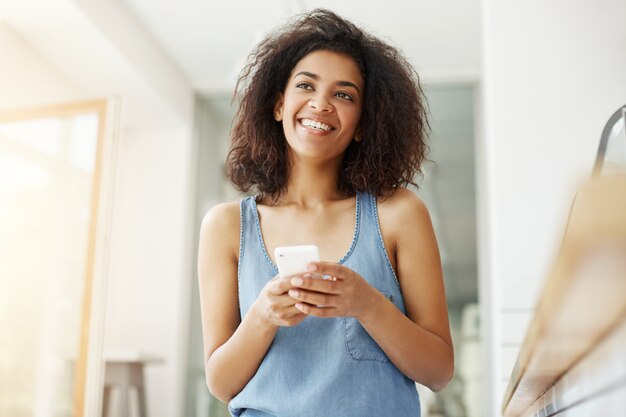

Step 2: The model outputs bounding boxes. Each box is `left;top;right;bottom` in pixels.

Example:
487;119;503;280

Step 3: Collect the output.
102;385;111;417
136;385;147;417
107;363;130;417
119;381;130;417
129;363;147;417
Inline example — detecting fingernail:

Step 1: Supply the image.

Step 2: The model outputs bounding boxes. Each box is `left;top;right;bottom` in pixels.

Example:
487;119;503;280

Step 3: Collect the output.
288;289;299;297
303;273;312;279
291;277;303;286
307;264;317;271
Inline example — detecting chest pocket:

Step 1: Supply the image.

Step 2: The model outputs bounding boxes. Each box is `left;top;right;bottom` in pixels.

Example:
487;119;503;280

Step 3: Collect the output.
343;291;393;363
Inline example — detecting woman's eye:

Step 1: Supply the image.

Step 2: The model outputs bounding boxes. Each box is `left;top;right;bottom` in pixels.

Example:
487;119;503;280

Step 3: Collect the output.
296;82;313;90
336;92;353;101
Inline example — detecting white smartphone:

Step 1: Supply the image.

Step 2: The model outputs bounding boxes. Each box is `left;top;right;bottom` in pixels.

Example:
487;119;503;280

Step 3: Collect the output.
274;245;320;278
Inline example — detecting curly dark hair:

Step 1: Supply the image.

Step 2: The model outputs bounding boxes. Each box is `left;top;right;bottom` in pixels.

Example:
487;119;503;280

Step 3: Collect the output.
226;8;429;199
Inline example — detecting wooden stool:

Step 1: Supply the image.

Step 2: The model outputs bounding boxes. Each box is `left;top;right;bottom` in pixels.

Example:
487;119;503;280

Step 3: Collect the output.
102;352;164;417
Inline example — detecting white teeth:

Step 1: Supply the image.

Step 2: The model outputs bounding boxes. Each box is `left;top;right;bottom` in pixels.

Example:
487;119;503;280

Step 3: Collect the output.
301;118;331;131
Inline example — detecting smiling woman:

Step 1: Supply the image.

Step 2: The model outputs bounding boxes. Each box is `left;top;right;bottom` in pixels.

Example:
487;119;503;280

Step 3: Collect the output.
197;9;453;417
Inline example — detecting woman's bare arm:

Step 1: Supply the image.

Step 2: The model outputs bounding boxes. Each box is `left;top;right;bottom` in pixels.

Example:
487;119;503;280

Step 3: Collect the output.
197;202;305;402
370;188;454;390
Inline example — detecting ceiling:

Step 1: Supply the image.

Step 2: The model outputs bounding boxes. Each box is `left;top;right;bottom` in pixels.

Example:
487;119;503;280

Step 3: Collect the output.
122;0;482;93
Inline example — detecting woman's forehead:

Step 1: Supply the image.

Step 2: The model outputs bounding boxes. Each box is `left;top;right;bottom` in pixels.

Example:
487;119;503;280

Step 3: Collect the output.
289;50;364;86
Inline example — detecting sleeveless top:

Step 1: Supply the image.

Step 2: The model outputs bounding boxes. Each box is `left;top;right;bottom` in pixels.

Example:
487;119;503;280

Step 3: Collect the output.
229;191;421;417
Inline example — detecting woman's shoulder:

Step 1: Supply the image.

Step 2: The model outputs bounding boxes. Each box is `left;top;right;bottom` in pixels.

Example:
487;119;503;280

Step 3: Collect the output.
376;187;432;236
201;200;241;226
377;187;429;217
199;200;242;255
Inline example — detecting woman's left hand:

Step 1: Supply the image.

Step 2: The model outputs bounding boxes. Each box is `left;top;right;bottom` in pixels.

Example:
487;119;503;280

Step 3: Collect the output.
287;262;379;319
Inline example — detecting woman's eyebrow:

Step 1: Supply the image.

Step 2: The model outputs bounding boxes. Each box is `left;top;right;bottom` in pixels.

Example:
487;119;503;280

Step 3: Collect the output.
294;71;361;94
336;80;361;93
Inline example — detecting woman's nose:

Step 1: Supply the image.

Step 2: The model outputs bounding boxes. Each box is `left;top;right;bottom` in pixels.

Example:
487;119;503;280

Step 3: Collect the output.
308;96;333;112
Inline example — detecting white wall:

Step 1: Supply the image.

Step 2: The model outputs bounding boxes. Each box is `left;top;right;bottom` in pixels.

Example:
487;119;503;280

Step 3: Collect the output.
480;1;626;415
0;23;83;109
105;126;195;417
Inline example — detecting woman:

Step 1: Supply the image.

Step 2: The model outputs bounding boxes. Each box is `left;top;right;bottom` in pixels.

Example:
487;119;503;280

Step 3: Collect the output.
198;9;454;417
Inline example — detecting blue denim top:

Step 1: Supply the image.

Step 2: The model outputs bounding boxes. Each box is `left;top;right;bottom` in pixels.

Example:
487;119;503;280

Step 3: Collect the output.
229;191;421;417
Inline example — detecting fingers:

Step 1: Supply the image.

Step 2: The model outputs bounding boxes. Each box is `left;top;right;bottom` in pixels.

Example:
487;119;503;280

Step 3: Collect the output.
276;310;308;327
295;302;337;318
288;288;338;307
271;304;306;320
266;300;307;325
264;264;358;321
306;262;348;280
263;275;304;312
258;275;311;327
290;274;342;294
267;275;297;295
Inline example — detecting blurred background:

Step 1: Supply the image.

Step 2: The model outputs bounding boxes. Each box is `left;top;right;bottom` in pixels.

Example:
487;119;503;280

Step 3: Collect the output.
1;1;625;417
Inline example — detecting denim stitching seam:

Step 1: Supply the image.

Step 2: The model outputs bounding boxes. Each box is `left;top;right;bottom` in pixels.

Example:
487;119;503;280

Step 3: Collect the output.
251;197;278;272
371;193;401;289
237;198;246;300
337;191;360;265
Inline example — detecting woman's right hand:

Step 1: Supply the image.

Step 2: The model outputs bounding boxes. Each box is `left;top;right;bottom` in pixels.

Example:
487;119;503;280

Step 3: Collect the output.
252;274;308;328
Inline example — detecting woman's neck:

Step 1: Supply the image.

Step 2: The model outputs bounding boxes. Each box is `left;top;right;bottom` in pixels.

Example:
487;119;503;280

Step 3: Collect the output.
278;156;346;207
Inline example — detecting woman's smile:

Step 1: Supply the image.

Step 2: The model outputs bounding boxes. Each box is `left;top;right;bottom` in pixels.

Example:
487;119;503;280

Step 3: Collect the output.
297;116;337;136
299;118;334;132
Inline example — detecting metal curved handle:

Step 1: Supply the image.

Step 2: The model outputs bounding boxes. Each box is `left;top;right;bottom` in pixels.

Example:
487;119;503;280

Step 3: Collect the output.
592;105;626;177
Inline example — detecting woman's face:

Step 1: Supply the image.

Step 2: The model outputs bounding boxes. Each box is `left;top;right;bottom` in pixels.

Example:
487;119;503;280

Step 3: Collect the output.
274;50;364;163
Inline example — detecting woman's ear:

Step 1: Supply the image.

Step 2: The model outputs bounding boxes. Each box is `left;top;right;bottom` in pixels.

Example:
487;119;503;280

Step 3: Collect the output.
354;127;363;142
274;95;284;122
